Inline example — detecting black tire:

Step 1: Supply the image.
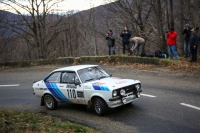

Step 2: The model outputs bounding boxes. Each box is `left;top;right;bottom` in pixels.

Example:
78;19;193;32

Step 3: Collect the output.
93;98;106;116
44;94;57;110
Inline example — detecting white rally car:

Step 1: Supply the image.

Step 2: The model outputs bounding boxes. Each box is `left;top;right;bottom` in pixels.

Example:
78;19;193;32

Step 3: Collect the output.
33;65;142;115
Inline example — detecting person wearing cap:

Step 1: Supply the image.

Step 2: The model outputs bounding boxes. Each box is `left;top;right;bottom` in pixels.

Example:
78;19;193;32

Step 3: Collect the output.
120;26;132;55
189;28;199;62
106;30;115;55
182;23;191;58
130;36;145;56
166;27;178;60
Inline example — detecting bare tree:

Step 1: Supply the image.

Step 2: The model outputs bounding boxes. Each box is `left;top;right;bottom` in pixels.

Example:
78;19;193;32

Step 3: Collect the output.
169;0;174;28
0;0;68;59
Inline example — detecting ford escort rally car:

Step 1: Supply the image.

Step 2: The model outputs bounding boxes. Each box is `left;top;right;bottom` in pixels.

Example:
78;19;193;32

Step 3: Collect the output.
33;65;142;115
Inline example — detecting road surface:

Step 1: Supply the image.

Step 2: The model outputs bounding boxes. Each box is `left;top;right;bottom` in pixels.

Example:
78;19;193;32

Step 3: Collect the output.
0;65;200;133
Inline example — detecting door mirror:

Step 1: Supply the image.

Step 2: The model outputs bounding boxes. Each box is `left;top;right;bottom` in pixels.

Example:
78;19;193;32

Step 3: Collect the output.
74;75;81;86
75;82;81;86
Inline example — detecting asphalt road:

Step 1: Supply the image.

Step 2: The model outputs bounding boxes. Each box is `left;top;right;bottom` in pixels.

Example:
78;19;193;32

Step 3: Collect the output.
0;65;200;133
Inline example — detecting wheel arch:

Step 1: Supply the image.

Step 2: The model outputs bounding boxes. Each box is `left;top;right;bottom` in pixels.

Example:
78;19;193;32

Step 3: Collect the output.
41;92;59;106
90;95;108;107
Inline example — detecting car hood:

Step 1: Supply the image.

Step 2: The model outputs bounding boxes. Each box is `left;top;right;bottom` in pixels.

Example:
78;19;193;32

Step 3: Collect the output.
88;77;140;91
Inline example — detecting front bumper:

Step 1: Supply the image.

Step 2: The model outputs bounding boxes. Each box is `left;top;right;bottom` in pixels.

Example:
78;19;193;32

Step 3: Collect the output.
107;89;142;108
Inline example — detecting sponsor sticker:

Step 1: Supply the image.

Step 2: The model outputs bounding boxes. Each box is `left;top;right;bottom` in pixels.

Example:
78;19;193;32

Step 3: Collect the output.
115;81;127;84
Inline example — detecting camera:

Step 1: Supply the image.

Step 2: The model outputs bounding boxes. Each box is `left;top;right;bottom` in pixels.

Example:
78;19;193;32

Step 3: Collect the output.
166;30;170;33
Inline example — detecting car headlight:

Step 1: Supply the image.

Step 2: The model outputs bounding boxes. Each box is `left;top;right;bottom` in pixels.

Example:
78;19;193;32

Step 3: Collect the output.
135;84;140;90
113;90;117;97
120;89;125;96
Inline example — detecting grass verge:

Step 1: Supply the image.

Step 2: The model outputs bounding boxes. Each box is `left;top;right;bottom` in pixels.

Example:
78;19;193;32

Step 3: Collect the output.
0;110;100;133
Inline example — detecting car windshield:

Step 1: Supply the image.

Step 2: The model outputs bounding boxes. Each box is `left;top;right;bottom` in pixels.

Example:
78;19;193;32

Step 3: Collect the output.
77;66;109;83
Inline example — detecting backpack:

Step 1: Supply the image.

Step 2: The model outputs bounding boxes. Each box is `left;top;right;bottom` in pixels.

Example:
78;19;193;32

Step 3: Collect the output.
155;50;162;58
155;50;168;58
161;52;169;58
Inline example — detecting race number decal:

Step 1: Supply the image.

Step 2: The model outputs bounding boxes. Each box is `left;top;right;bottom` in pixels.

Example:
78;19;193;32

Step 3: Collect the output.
67;89;76;99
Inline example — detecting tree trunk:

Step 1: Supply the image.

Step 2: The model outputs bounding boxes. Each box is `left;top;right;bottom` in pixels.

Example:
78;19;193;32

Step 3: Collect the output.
166;0;170;29
179;0;184;56
169;0;174;28
156;0;167;52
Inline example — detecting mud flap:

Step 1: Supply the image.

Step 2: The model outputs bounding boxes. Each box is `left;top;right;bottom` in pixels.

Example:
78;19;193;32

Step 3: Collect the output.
40;96;45;106
87;100;93;111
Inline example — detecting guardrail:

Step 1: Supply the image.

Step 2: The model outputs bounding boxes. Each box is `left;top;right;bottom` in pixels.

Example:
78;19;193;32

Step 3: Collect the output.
0;55;172;67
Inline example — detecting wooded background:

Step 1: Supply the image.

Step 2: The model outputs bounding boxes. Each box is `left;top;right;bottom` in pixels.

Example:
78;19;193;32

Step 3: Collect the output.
0;0;200;62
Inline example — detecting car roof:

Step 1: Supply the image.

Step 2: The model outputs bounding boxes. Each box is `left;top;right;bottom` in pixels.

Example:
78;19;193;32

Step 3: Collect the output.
53;65;98;72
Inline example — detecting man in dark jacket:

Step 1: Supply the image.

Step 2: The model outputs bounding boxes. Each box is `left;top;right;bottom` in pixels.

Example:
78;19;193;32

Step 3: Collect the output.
182;23;191;58
189;28;199;62
106;30;115;55
120;26;132;55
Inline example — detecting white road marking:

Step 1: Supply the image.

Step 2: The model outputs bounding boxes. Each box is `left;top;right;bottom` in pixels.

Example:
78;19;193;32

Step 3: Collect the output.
141;93;156;98
0;84;20;87
180;103;200;111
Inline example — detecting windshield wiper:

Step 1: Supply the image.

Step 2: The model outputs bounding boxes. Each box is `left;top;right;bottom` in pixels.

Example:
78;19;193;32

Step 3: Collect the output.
99;76;109;80
85;78;95;82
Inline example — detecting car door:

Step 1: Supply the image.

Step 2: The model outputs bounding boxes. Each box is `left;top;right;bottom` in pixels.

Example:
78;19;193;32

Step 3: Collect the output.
57;71;86;105
44;71;70;103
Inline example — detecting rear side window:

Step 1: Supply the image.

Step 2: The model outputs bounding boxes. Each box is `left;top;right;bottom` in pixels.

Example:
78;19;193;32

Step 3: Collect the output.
61;71;80;84
45;72;61;83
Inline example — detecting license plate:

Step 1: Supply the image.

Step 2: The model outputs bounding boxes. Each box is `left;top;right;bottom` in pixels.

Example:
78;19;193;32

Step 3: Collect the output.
122;96;133;104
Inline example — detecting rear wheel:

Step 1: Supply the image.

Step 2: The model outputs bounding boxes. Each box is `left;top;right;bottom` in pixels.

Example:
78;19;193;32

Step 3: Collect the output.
44;94;57;110
93;98;106;116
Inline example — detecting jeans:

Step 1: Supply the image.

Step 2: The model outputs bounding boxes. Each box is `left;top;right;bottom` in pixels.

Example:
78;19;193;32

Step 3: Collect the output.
123;43;132;55
184;40;190;57
168;45;178;60
108;46;115;55
135;42;144;56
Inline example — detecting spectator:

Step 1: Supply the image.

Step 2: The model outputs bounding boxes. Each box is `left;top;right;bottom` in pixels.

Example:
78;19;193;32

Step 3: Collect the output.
189;28;199;62
120;26;132;55
166;27;178;60
106;30;115;55
130;37;145;56
182;23;191;58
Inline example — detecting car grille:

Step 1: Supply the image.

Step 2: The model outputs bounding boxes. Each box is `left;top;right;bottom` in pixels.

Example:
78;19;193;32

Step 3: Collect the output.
114;84;141;97
116;84;138;95
123;85;135;93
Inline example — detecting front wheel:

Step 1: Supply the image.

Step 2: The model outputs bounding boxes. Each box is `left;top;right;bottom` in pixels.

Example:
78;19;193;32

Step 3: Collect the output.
93;98;106;116
44;94;57;110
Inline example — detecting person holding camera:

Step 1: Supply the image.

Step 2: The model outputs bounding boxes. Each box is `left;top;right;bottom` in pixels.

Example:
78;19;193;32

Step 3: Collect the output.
106;30;115;55
189;28;199;62
120;26;132;55
182;23;191;58
166;27;178;60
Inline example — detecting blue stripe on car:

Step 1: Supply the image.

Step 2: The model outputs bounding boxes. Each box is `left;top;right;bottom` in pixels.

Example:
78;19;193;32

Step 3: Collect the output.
92;84;110;91
45;83;72;103
50;83;64;100
45;83;62;101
